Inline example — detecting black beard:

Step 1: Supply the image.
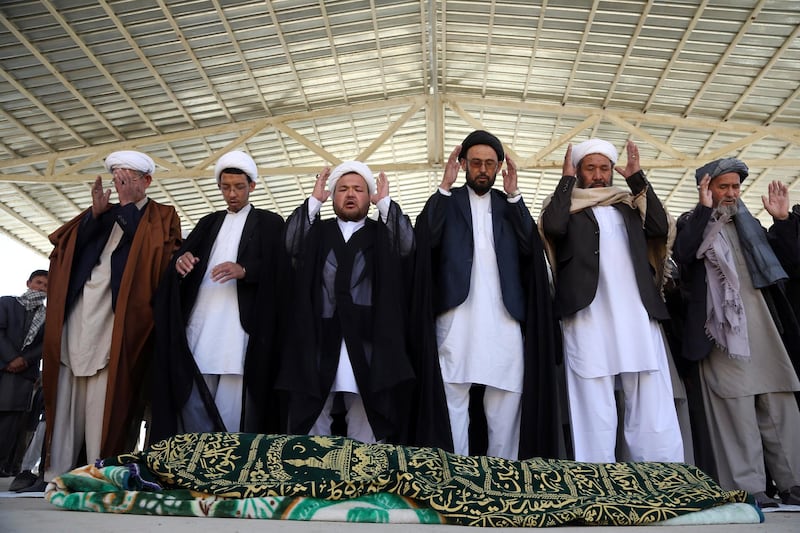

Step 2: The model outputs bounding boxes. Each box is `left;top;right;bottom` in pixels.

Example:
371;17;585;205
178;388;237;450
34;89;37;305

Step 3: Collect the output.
466;180;492;195
465;169;496;195
333;200;369;222
334;208;368;222
576;170;613;189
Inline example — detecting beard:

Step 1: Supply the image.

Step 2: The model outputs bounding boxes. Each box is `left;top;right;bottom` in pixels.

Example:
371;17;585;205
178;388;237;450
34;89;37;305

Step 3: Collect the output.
333;204;369;222
580;177;612;189
576;167;612;189
465;168;496;195
333;197;370;222
713;202;739;219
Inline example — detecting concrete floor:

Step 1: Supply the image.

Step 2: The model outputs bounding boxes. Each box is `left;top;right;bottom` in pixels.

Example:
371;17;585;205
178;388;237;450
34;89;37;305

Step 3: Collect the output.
1;475;799;533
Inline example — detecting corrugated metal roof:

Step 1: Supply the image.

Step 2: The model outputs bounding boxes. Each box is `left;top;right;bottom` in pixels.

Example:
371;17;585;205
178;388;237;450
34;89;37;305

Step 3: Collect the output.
1;0;798;256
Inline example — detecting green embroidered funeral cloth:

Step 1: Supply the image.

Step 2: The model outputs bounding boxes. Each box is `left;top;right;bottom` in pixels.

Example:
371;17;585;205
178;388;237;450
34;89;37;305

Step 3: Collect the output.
46;432;753;527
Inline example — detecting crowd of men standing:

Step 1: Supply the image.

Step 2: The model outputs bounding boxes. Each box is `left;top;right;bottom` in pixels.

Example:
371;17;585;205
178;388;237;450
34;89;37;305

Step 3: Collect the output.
3;131;798;508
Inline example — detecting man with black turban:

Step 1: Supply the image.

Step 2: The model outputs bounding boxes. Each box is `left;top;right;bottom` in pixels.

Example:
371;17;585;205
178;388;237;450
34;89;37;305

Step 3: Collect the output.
673;157;800;508
412;130;562;460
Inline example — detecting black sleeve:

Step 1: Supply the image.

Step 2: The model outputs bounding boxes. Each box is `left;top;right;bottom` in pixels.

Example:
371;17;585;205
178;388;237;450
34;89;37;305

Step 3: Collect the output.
540;175;577;241
673;205;713;266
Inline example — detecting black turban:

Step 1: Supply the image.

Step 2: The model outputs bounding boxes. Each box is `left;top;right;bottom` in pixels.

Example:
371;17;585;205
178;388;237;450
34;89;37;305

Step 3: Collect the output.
459;130;504;162
694;157;749;185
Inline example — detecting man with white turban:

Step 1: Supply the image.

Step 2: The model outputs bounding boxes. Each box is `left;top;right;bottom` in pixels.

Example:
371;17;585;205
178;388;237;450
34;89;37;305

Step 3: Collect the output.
539;139;683;463
277;161;416;443
150;150;285;442
43;150;181;480
673;158;800;508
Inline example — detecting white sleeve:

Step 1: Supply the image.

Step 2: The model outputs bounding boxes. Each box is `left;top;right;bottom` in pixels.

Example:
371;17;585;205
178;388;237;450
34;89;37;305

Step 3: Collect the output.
307;196;322;224
376;196;391;222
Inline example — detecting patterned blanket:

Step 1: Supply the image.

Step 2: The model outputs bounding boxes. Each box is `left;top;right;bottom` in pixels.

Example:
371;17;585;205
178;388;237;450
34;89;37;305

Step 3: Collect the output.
46;432;758;527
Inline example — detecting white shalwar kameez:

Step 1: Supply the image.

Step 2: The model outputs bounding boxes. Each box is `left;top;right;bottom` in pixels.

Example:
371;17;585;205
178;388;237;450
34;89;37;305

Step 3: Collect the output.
186;204;250;432
561;205;683;463
436;187;524;460
46;197;149;482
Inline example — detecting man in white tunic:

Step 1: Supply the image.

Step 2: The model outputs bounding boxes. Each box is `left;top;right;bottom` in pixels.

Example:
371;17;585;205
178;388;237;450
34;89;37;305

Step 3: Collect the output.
540;139;683;463
415;130;549;460
151;150;285;441
673;157;800;508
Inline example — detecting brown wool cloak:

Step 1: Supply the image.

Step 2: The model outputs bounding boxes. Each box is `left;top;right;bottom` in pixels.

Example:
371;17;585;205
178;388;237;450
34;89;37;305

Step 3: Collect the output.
42;200;180;465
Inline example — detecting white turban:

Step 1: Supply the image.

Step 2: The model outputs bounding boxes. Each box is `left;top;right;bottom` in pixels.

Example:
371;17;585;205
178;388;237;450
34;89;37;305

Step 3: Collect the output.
104;150;155;174
571;139;618;169
215;150;258;183
327;161;377;195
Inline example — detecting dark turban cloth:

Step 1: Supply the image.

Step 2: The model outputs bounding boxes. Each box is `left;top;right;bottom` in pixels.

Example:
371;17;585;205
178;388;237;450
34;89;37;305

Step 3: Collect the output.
695;157;749;185
459;130;505;162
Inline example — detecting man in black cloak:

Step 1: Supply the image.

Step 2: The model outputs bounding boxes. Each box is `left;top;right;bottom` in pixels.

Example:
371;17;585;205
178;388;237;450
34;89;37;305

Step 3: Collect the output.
151;150;285;442
276;161;415;444
782;204;800;327
411;130;564;460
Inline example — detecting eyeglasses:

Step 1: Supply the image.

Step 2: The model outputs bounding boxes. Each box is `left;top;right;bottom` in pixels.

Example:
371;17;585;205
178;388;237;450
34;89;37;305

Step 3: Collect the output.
109;167;146;186
468;158;498;172
111;167;147;181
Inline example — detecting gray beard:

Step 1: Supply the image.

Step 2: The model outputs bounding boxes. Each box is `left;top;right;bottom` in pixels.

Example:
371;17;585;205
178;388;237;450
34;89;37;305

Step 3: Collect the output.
713;202;739;219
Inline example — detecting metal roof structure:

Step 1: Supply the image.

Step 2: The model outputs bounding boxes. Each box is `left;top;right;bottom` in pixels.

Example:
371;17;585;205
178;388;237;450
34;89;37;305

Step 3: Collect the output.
1;0;799;258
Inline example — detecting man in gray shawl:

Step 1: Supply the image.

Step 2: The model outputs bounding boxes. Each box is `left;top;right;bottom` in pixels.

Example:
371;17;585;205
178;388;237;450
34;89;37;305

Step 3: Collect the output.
673;157;800;508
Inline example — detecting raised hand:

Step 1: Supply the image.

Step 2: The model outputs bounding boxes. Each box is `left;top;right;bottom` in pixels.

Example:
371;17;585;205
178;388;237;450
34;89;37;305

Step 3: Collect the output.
312;167;331;203
371;171;389;205
562;144;576;177
614;140;641;179
439;145;462;192
111;167;148;206
762;180;790;220
697;174;713;208
91;175;112;218
502;155;518;195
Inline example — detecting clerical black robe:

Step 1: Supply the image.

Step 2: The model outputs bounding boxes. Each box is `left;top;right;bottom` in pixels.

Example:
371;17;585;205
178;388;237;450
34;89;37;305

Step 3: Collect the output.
410;194;566;460
151;206;286;443
276;199;415;443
